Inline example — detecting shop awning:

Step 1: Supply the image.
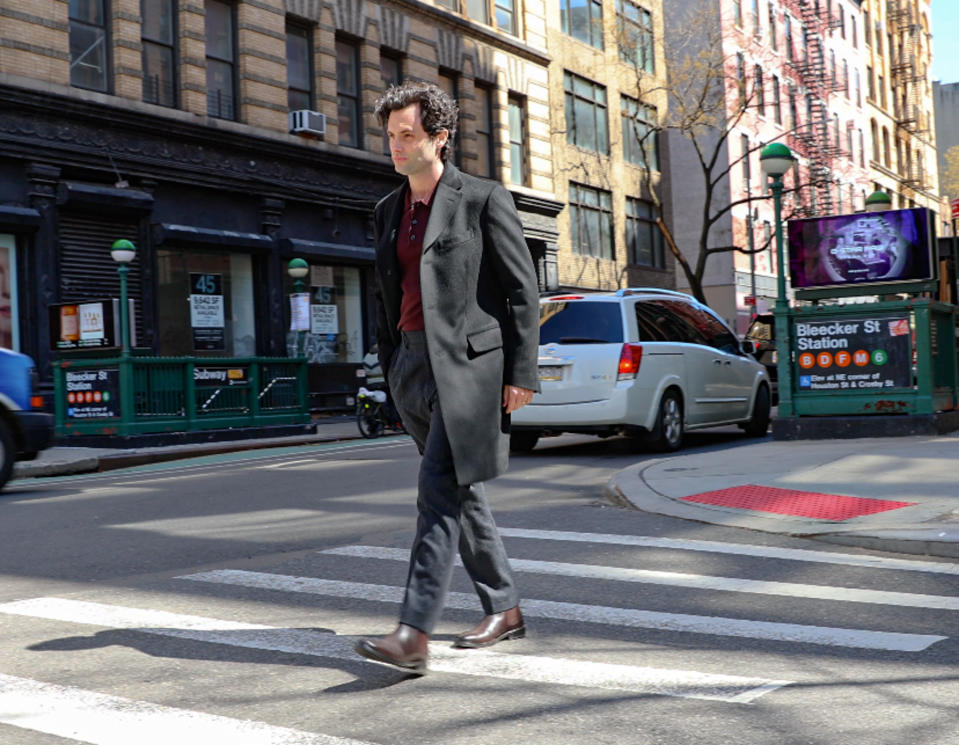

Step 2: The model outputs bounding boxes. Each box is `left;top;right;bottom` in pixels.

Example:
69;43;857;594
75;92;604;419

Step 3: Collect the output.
278;238;375;264
151;223;275;252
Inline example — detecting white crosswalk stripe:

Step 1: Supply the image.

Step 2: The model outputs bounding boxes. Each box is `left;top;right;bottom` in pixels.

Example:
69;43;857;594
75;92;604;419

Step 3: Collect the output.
177;569;946;652
0;673;377;745
322;545;959;610
0;598;790;703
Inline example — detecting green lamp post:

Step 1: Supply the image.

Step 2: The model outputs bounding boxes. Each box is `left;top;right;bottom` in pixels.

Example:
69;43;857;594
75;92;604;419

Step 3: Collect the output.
287;258;309;357
110;239;136;358
760;142;796;417
865;190;892;212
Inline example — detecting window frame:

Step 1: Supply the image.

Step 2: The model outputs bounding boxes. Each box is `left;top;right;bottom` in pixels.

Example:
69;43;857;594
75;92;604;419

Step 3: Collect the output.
561;0;604;50
69;0;112;93
205;0;238;120
474;82;497;179
564;71;609;154
616;0;655;73
625;197;665;268
507;93;529;186
286;21;315;112
141;0;177;107
568;182;614;260
621;94;659;171
379;50;403;154
335;37;362;149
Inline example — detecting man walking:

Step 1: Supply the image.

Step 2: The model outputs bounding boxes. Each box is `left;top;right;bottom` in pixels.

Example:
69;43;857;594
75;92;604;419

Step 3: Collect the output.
354;82;540;673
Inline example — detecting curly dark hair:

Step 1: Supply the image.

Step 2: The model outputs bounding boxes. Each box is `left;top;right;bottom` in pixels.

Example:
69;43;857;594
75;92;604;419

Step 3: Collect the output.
373;81;459;162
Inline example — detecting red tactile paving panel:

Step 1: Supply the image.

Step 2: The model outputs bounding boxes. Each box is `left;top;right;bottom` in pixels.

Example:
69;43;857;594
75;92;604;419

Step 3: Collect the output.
680;484;916;520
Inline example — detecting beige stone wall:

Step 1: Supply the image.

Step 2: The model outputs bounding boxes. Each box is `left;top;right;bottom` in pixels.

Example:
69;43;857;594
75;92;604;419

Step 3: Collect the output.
0;0;70;85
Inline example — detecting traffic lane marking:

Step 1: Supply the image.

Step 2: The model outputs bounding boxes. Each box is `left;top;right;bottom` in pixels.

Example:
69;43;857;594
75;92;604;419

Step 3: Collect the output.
322;545;959;611
0;672;378;745
176;570;947;652
0;598;789;703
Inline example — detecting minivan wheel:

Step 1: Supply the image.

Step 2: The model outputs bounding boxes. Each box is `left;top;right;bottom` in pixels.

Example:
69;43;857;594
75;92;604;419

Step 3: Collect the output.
647;391;684;452
510;430;540;452
742;385;771;437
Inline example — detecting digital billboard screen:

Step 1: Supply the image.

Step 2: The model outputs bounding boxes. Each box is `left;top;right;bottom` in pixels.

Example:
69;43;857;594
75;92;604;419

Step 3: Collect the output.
787;207;935;291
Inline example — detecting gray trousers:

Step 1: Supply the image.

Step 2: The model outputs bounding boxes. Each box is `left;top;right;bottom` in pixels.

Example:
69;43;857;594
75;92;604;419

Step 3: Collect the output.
388;330;519;634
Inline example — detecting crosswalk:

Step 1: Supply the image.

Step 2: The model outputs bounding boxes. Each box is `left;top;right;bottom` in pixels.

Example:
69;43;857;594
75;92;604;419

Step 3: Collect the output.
0;527;955;744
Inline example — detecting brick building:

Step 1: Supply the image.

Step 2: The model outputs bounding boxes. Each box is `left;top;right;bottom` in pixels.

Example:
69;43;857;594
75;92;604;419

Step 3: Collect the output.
0;0;563;404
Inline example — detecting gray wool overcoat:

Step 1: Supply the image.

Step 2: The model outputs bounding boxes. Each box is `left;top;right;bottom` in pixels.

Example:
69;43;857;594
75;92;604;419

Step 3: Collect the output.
373;163;541;486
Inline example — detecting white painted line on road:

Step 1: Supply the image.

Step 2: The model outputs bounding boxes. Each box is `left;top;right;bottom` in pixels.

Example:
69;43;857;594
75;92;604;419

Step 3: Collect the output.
323;545;959;611
0;599;787;703
177;570;946;652
0;672;377;745
496;528;959;576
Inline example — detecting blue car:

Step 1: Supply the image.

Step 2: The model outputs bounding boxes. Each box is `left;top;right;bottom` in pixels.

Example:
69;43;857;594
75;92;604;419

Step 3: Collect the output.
0;348;54;491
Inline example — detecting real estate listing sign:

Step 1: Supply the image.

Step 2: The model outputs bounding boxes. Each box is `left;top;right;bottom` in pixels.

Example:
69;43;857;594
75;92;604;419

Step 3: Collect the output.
794;316;912;392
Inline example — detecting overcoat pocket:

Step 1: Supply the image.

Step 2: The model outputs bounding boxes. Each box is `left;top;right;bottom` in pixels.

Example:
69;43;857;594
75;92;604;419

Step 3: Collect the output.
467;325;503;355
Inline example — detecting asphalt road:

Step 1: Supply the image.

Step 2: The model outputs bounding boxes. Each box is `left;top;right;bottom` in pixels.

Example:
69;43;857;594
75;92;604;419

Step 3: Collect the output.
0;430;956;745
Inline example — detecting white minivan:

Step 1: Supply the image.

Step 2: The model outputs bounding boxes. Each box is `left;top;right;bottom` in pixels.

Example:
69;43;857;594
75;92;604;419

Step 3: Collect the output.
510;288;771;452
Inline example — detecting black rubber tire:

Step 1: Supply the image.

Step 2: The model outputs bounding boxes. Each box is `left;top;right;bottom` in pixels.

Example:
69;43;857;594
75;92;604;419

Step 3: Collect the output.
646;390;684;452
0;419;15;493
742;385;771;437
357;405;384;438
509;430;540;452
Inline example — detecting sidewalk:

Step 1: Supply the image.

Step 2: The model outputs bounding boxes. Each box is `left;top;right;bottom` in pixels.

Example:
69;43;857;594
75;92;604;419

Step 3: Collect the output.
12;419;959;560
605;433;959;559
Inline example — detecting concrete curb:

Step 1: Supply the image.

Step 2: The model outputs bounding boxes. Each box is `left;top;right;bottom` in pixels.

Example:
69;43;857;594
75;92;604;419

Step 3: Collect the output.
604;463;959;560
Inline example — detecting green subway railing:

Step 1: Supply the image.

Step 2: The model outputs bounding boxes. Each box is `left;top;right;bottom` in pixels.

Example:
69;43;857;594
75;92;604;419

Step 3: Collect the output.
54;356;309;437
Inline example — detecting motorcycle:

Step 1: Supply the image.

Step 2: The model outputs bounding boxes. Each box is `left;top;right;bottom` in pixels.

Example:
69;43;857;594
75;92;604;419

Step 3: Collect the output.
356;386;406;438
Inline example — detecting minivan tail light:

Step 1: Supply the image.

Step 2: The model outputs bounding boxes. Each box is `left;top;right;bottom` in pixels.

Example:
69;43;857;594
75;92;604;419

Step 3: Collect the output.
617;343;643;380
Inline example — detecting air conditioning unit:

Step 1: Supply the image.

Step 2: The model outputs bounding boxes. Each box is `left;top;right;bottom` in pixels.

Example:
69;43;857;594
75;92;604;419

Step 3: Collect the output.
289;109;326;136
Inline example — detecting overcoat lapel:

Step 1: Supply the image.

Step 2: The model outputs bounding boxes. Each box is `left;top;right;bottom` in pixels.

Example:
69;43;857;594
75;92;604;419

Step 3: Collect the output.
422;166;462;253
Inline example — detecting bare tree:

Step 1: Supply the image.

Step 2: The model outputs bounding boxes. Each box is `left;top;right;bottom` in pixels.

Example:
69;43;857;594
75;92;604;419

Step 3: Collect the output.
617;0;824;304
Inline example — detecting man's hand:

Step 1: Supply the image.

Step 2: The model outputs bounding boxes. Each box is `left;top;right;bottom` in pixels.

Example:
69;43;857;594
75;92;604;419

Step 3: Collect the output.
503;385;535;414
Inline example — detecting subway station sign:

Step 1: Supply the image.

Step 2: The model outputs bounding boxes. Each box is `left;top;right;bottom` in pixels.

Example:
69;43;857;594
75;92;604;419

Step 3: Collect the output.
795;316;912;392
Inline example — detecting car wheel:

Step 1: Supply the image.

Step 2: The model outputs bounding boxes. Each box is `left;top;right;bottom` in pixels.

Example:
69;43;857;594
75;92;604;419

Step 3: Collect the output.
646;391;684;452
510;430;540;452
742;385;771;437
0;420;15;493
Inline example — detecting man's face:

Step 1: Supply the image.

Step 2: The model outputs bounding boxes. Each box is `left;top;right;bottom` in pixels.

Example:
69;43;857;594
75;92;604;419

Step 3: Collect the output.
386;103;446;179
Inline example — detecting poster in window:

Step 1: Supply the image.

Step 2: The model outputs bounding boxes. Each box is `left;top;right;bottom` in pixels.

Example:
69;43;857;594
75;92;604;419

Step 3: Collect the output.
311;304;338;334
189;272;225;351
0;236;16;350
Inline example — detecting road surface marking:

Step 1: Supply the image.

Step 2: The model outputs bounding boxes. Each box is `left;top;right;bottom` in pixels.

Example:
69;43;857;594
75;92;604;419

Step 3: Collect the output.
496;528;959;576
0;672;377;745
0;599;787;703
176;570;946;652
323;545;959;611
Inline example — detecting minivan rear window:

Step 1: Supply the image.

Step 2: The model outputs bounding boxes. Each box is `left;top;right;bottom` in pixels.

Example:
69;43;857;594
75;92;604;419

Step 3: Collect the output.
539;301;624;344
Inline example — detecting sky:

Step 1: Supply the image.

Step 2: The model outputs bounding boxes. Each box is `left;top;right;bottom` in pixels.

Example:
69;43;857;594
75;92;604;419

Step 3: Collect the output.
931;0;959;84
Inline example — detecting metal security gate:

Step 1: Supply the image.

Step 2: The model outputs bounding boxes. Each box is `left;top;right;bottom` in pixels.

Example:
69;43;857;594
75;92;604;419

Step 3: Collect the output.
58;214;144;341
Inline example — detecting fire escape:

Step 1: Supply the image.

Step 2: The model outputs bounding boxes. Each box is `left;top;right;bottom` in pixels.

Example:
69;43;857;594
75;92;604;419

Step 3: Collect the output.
887;0;926;193
786;0;842;216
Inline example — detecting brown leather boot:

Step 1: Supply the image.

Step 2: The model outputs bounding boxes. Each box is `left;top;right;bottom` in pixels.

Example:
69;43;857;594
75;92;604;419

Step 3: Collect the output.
354;623;429;672
453;606;525;649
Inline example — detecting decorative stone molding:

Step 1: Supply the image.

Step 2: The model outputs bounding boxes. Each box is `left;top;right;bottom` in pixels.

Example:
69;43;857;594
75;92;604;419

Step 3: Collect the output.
377;6;410;53
284;0;323;21
436;27;462;71
330;0;367;38
472;44;498;84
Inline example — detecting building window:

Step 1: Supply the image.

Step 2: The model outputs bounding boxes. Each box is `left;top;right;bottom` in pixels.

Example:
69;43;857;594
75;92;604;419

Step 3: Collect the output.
864;10;871;46
562;0;604;49
830;50;836;90
205;0;236;119
788;87;797;130
286;23;313;111
508;94;528;186
750;0;760;36
851;16;857;47
569;183;613;259
858;128;865;168
438;70;462;166
0;235;18;351
70;0;110;91
871;119;879;161
142;0;176;106
626;198;664;268
741;133;751;188
564;72;609;154
475;83;496;178
380;52;403;154
875;26;882;55
772;74;781;124
617;0;654;73
494;0;518;35
843;59;849;98
336;38;361;148
754;65;765;116
621;95;658;170
784;14;792;60
284;264;364;363
447;0;517;35
768;3;777;50
733;0;742;27
855;69;861;107
882;127;890;167
846;125;853;161
839;4;845;39
736;53;746;108
867;65;874;100
878;74;886;108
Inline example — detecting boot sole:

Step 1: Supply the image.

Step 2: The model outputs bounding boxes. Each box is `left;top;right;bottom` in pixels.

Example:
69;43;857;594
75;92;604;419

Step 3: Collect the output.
452;626;526;649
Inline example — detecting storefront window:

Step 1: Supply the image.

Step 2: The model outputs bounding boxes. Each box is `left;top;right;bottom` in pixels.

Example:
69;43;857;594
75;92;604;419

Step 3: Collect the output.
286;264;363;364
155;249;255;356
0;235;18;350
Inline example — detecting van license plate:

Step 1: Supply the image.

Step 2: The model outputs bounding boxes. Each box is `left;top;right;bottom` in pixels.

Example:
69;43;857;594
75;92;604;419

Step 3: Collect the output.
538;365;562;381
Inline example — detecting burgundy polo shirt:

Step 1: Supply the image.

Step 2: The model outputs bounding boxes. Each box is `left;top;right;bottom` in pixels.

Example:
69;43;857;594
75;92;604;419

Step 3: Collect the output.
396;188;435;332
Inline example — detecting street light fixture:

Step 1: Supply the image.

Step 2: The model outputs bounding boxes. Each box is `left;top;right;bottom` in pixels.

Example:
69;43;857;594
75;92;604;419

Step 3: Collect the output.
287;258;310;357
110;239;136;358
760;142;796;418
865;189;892;212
